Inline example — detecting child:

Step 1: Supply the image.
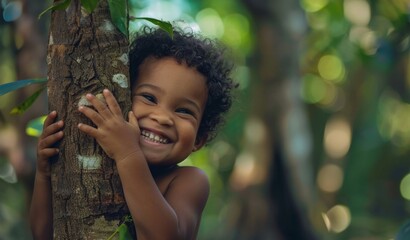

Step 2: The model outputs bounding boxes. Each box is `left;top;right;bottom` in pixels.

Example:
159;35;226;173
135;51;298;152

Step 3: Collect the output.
30;27;237;239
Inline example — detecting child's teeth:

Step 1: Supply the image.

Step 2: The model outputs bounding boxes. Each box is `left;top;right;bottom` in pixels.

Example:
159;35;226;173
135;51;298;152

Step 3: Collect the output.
141;130;168;143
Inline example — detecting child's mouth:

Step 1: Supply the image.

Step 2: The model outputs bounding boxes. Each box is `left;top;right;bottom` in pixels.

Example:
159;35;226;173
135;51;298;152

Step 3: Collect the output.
141;129;170;144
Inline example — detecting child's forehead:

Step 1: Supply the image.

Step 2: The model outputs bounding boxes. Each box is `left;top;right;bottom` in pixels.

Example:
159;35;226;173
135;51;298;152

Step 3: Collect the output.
132;56;208;92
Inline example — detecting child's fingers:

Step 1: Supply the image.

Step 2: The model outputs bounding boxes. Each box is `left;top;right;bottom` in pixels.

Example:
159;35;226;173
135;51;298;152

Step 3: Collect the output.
43;111;57;128
38;131;63;149
78;106;104;126
41;120;64;138
38;148;60;158
128;111;138;127
77;123;98;138
103;89;122;116
86;93;112;118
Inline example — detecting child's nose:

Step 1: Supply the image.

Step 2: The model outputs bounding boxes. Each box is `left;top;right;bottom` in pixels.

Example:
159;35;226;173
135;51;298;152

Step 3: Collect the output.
150;108;174;126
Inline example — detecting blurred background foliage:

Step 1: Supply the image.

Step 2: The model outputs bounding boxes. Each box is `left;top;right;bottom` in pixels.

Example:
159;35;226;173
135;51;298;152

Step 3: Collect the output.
1;0;410;239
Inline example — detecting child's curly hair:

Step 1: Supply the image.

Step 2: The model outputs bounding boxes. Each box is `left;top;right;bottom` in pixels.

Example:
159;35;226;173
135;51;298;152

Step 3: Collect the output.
129;27;237;143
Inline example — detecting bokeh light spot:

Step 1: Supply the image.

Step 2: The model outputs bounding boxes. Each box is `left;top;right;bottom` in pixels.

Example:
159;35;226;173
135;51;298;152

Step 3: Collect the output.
344;0;371;26
230;152;256;190
3;1;22;22
306;12;329;30
301;74;327;103
300;0;329;13
244;117;267;144
324;205;351;233
318;55;345;82
378;91;410;148
400;173;410;200
223;14;249;50
324;116;351;159
196;8;224;39
317;164;344;193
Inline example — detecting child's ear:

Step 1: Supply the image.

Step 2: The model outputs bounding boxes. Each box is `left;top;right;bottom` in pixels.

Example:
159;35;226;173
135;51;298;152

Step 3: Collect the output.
192;135;207;152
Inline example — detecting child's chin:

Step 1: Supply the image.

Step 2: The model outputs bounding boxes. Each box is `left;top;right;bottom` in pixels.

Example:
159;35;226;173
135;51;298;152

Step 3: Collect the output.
142;152;166;165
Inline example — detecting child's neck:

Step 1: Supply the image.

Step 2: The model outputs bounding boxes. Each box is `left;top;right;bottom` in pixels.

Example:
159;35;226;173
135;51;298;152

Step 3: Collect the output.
149;164;178;176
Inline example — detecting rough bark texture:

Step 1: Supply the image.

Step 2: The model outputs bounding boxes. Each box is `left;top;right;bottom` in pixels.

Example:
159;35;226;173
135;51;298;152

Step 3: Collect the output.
47;0;132;238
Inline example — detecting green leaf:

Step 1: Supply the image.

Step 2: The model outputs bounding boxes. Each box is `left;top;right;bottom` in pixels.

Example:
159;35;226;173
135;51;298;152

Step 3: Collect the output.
130;17;173;38
10;87;46;115
38;0;72;19
106;216;133;240
80;0;100;13
118;223;133;240
108;0;127;36
0;78;47;96
26;115;47;137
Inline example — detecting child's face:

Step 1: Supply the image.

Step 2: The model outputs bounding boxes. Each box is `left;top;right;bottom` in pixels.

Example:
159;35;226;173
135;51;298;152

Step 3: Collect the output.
131;57;208;166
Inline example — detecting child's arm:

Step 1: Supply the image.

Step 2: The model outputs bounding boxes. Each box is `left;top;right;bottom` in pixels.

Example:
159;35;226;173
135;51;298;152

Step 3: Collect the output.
78;90;209;240
116;158;210;240
30;111;64;240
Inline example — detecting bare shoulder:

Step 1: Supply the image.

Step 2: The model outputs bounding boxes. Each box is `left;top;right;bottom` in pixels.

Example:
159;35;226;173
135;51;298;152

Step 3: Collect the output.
155;166;210;197
173;166;209;183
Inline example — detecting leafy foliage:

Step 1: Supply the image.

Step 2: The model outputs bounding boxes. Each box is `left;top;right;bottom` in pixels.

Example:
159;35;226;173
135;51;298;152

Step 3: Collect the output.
0;79;46;115
80;0;100;13
107;215;133;240
26;115;47;137
10;87;46;115
108;0;128;36
0;78;47;96
38;0;71;19
37;0;173;39
130;17;173;38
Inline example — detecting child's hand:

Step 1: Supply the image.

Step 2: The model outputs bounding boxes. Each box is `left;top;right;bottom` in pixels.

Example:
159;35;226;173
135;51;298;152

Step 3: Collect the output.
37;111;64;178
78;89;141;162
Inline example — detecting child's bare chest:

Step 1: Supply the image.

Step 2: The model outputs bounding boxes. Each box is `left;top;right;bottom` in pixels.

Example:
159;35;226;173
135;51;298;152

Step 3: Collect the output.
153;166;180;195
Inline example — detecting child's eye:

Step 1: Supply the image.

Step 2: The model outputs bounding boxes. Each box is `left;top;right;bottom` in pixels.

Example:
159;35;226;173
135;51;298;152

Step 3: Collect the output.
176;108;195;116
141;94;156;103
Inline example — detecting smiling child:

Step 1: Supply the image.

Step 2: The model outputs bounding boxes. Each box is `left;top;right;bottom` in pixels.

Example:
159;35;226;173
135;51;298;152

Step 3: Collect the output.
30;27;237;240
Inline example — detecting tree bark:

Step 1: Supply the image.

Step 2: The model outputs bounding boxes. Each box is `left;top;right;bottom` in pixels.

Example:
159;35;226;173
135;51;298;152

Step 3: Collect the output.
47;0;132;238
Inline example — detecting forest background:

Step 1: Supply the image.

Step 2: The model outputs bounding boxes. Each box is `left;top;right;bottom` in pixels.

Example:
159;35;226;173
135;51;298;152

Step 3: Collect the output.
1;0;410;239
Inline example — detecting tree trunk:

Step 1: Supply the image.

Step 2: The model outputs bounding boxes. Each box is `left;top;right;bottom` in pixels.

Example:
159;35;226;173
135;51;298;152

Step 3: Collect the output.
47;0;132;238
239;0;318;239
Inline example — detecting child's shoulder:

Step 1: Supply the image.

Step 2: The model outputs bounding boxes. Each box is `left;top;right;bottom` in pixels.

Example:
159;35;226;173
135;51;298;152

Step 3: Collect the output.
155;166;210;197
